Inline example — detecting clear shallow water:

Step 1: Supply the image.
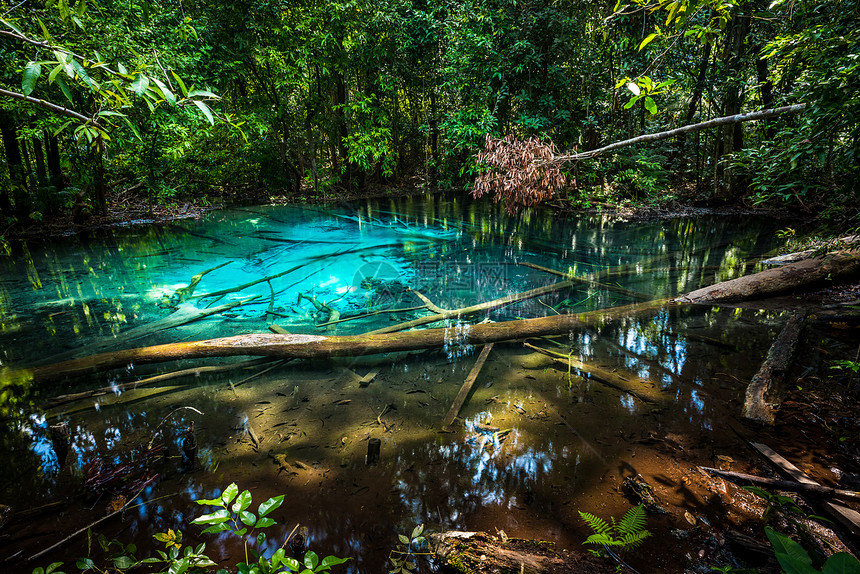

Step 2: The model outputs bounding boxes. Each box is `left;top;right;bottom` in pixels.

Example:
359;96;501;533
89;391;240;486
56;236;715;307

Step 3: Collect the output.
0;194;788;572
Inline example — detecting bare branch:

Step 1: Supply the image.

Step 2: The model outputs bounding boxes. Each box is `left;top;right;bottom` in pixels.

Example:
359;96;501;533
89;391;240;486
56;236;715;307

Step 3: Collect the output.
0;87;103;128
554;104;807;162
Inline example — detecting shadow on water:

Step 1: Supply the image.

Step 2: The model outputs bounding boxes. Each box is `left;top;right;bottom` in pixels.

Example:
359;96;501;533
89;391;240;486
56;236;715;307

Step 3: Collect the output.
0;193;794;572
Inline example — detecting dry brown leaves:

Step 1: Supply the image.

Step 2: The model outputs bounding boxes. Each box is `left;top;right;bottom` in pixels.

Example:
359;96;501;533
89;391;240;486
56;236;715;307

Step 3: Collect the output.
472;134;566;214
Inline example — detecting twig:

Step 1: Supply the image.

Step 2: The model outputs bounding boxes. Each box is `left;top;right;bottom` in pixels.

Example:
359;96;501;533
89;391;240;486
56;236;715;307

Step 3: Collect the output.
148;406;203;449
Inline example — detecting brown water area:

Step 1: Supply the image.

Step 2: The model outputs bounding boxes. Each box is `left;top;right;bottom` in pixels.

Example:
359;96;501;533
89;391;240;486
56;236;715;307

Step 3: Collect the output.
1;194;857;573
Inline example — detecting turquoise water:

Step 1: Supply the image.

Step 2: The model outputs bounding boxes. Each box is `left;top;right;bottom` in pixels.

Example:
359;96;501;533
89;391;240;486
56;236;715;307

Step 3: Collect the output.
0;194;788;572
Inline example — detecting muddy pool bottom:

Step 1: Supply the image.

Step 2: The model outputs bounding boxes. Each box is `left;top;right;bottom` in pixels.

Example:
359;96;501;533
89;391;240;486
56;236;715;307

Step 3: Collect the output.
3;305;815;573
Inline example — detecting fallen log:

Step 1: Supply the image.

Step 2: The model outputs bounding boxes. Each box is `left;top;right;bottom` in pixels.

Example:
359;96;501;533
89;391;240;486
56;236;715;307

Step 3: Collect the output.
13;299;668;384
675;249;860;303
442;343;495;429
430;531;566;574
743;311;806;424
699;467;860;503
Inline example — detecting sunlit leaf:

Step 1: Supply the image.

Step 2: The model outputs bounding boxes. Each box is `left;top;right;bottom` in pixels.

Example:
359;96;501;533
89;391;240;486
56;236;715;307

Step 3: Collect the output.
22;62;41;95
232;490;252;513
644;97;657;114
626;81;640;96
191;509;230;525
638;33;658;51
131;73;149;96
170;70;189;97
258;495;284;517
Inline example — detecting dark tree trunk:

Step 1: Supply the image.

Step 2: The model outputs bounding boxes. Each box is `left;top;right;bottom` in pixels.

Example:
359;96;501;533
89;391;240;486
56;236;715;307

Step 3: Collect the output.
755;51;775;140
430;89;439;189
32;138;48;187
92;136;107;214
717;14;752;200
0;111;29;219
45;131;64;190
672;41;713;169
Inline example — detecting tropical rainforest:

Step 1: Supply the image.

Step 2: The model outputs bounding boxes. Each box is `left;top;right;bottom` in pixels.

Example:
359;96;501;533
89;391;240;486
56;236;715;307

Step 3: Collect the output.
0;0;858;229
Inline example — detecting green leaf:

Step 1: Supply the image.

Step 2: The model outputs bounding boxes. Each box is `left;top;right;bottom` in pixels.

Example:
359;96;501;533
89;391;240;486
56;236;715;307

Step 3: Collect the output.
188;89;219;99
765;527;814;574
638;32;658;51
821;553;860;574
304;551;319;570
131;73;150;96
201;523;232;535
320;555;351;568
121;116;143;142
411;525;424;539
49;64;64;83
37;18;52;41
46;562;65;574
644;97;658;114
258;495;284;517
112;555;135;569
23;62;42;95
232;490;252;513
54;76;74;104
151;78;176;106
240;510;256;526
220;484;239;506
75;558;95;571
191;100;214;124
70;59;97;90
255;517;275;528
398;534;410;545
281;557;301;571
170;71;189;97
191;509;230;525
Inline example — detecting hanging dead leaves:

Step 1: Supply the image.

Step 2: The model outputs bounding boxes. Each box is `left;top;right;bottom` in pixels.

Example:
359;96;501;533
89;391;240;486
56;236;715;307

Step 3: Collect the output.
472;134;566;214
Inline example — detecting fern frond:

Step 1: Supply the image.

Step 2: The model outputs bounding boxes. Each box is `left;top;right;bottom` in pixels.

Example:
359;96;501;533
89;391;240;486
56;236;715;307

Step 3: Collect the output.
578;511;611;535
584;533;620;546
619;529;651;550
617;505;647;537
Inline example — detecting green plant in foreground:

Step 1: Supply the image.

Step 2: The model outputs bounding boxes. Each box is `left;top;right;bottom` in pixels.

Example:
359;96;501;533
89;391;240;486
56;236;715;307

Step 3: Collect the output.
388;524;430;574
32;483;350;574
578;505;650;556
765;526;860;574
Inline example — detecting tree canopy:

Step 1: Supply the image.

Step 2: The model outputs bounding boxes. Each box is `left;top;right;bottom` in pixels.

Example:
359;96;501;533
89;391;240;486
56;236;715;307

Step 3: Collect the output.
1;0;857;226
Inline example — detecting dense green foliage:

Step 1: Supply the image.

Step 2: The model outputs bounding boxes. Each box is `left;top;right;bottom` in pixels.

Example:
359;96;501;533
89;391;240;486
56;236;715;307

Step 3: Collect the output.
0;0;857;224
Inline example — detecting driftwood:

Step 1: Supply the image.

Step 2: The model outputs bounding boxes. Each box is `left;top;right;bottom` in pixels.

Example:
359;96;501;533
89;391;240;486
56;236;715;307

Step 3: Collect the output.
442;343;495;429
743;311;806;424
750;442;860;535
699;467;860;502
164;262;231;306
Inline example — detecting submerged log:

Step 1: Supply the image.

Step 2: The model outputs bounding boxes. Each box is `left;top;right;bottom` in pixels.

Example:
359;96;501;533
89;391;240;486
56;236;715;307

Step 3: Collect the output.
743;311;806;424
442;343;495;429
11;250;858;385
15;300;666;384
675;249;860;303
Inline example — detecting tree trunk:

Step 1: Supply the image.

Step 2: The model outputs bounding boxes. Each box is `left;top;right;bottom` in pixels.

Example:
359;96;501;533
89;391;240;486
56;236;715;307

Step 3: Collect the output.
0;110;28;219
45;130;64;190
